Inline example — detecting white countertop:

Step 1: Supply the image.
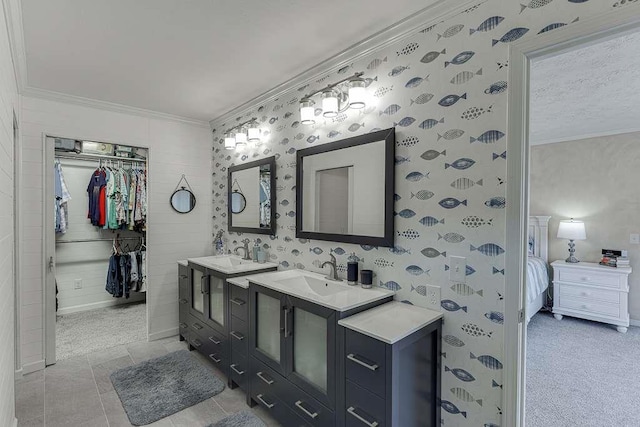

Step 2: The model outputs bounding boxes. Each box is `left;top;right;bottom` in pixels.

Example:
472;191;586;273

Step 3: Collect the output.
227;276;251;289
187;255;278;275
177;260;188;266
338;301;442;344
247;269;394;312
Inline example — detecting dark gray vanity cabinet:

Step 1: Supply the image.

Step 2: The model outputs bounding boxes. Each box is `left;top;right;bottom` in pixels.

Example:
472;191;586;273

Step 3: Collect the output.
187;261;228;336
228;284;250;395
342;318;442;427
249;283;338;426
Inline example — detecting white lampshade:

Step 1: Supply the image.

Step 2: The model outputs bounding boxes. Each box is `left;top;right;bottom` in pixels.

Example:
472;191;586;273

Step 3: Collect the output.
235;128;247;146
247;124;260;143
557;219;586;240
224;133;236;150
322;90;339;118
348;78;366;109
300;99;315;125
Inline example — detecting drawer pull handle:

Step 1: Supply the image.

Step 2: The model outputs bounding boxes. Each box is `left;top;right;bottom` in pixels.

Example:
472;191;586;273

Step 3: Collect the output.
581;277;590;281
192;339;202;348
230;364;245;375
208;354;221;363
231;298;246;306
179;322;187;329
256;394;275;409
295;400;318;419
347;353;379;371
581;292;590;296
208;336;221;345
347;406;379;427
192;323;203;330
230;331;245;341
179;298;188;304
257;371;274;385
581;304;590;310
179;275;188;279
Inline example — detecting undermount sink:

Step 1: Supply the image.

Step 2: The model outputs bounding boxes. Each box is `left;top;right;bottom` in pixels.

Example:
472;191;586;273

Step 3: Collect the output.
275;275;348;297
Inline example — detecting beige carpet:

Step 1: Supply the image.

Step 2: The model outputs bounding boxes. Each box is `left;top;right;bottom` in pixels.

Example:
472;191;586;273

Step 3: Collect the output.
56;301;146;360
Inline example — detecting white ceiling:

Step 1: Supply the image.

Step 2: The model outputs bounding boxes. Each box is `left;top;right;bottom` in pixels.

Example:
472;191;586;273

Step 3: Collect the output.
530;30;640;145
20;0;435;122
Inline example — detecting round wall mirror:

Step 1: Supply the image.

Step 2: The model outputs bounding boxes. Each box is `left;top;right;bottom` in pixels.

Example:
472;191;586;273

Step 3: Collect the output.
231;191;246;214
170;188;196;214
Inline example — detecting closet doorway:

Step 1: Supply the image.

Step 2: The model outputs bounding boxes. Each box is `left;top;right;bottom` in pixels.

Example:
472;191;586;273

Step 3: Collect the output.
44;136;149;364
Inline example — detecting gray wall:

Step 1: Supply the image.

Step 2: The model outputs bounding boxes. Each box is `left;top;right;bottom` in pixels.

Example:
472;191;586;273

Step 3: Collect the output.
530;132;640;322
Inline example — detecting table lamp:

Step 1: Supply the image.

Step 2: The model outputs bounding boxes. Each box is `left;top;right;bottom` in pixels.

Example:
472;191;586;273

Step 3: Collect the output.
557;218;587;263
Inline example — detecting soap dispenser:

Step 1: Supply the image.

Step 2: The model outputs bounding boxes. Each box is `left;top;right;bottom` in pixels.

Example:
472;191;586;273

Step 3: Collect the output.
252;240;260;262
347;252;359;286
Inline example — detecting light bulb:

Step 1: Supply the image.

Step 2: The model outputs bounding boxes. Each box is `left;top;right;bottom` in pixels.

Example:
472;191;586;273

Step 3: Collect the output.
348;78;366;109
300;99;315;125
322;90;339;118
224;132;236;150
235;127;247;146
247;124;260;143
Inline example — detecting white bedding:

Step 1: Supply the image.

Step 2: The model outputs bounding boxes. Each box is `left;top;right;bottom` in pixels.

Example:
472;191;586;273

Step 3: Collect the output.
527;255;549;304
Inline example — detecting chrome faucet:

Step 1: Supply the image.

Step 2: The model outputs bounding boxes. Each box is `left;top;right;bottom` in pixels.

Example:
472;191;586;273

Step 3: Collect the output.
234;241;251;260
321;253;341;281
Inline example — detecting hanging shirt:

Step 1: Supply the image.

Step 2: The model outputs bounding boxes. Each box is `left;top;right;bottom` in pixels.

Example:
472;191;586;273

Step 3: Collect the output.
87;169;107;226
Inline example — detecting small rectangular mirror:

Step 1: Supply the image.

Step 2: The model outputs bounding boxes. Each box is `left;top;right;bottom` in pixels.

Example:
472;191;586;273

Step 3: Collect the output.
228;156;276;235
296;128;395;247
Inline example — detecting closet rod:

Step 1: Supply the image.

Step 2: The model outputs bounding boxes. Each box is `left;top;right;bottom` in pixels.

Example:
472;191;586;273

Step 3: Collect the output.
54;153;147;164
56;237;143;244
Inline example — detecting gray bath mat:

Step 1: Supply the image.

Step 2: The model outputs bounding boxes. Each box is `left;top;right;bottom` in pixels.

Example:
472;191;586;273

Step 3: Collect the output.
110;350;225;425
207;410;267;427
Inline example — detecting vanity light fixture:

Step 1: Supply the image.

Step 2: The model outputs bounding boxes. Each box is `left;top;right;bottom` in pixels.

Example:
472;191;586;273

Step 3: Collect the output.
299;72;366;124
223;118;260;150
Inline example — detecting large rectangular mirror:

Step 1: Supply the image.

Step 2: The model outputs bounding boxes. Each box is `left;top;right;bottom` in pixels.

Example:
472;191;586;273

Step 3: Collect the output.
228;156;276;235
296;128;395;246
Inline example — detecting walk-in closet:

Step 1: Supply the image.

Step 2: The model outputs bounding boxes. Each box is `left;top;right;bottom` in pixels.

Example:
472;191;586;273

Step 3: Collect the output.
51;137;148;360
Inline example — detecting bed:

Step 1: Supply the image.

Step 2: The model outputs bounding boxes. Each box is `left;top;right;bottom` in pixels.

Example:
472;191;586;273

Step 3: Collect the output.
526;215;551;324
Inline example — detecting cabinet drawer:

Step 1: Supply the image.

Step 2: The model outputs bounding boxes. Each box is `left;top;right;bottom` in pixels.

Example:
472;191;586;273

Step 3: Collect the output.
345;329;386;398
230;316;248;355
281;379;334;427
230;285;249;322
559;295;620;317
559;284;620;304
251;357;286;399
230;351;248;390
251;389;310;427
558;269;621;288
346;380;386;427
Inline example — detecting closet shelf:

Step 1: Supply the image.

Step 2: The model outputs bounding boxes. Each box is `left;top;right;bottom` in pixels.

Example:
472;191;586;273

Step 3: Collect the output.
56;237;142;244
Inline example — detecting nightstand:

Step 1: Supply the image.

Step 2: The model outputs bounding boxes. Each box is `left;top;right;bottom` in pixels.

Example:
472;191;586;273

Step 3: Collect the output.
551;260;632;333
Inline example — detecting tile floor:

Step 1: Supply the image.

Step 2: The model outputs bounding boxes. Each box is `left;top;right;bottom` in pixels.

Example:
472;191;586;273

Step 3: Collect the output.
15;336;281;427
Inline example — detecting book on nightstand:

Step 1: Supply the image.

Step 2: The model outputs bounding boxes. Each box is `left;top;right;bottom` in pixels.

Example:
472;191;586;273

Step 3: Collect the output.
599;249;622;267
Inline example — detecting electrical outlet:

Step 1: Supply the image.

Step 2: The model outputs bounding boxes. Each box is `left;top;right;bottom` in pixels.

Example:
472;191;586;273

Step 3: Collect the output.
74;279;82;289
426;285;441;310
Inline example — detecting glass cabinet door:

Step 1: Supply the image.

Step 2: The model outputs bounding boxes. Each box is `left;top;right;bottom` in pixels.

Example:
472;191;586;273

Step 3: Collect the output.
287;297;336;409
191;268;204;314
208;276;225;329
256;292;282;363
293;308;327;391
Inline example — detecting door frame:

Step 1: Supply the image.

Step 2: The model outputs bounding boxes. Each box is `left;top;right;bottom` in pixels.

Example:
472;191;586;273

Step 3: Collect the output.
43;133;150;365
504;8;640;427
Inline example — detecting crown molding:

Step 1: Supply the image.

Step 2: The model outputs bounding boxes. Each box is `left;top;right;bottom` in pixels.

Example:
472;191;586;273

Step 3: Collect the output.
22;86;210;127
3;0;27;91
209;0;482;129
531;127;640;146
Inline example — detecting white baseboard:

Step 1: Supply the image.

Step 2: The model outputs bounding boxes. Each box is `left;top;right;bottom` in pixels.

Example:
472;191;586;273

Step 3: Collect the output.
14;368;23;380
630;318;640;327
57;295;145;315
148;327;179;342
22;359;45;374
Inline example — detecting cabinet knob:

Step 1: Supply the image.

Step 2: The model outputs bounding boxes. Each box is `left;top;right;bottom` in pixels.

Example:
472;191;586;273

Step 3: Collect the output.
581;277;590;282
179;298;188;304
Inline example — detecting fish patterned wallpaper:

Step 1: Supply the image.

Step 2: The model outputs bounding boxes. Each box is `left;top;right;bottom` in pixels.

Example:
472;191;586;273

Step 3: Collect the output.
210;0;626;425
